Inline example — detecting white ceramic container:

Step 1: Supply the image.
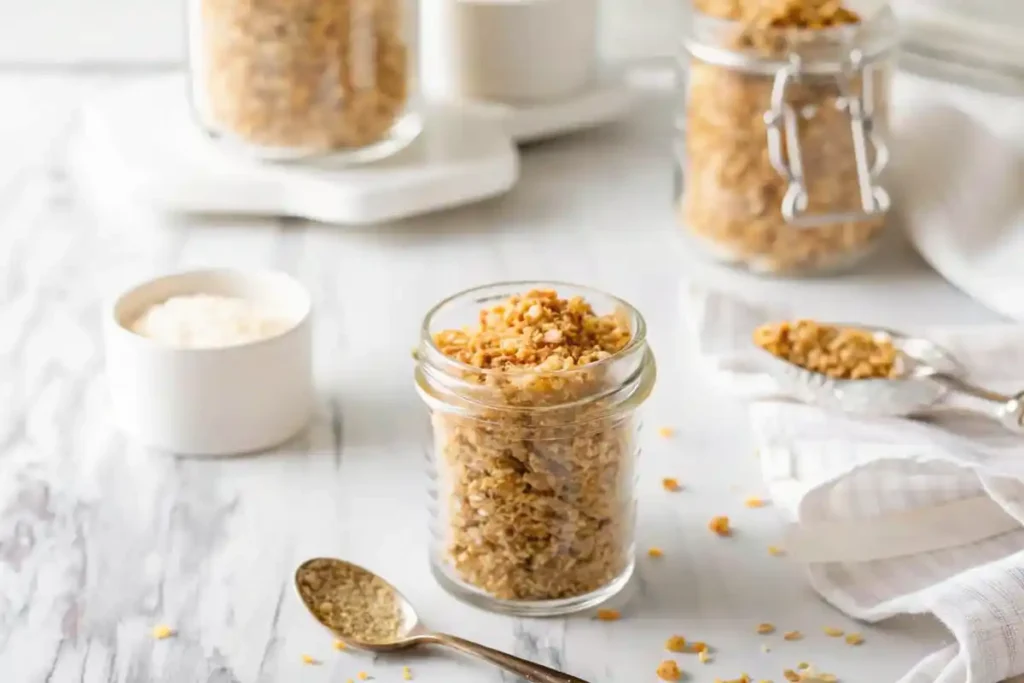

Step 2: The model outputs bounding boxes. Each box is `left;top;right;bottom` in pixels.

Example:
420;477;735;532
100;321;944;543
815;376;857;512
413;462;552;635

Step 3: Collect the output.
104;269;314;456
420;0;599;103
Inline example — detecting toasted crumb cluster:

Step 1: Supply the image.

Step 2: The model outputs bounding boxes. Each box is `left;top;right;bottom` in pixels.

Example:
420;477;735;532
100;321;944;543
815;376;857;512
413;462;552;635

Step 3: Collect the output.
709;516;732;536
754;321;899;379
429;289;645;602
152;624;174;640
680;0;890;274
657;660;683;681
785;664;838;682
296;560;402;644
433;289;631;371
666;635;688;652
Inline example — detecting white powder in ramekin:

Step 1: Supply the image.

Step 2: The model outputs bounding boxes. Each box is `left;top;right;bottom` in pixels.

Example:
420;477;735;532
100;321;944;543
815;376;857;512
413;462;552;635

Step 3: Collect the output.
129;294;292;349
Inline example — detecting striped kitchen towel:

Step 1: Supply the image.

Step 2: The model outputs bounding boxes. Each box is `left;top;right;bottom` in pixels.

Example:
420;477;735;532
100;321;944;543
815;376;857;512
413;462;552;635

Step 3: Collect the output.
681;284;1024;683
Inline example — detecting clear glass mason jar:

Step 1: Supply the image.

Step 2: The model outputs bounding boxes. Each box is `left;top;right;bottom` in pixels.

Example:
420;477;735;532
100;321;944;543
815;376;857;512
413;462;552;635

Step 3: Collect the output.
676;2;899;275
414;282;656;616
186;0;421;162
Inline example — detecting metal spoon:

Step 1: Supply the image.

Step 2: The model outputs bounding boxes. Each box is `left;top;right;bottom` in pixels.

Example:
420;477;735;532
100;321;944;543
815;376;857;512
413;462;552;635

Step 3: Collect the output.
757;324;1024;431
294;558;591;683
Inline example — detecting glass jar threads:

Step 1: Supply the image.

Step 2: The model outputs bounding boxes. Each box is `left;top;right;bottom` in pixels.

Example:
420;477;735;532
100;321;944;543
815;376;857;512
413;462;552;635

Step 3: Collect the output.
415;284;656;616
676;0;899;275
187;0;421;162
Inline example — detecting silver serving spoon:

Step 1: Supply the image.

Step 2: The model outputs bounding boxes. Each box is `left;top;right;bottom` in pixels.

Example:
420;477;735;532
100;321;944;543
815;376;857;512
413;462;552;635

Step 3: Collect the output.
294;558;591;683
757;324;1024;431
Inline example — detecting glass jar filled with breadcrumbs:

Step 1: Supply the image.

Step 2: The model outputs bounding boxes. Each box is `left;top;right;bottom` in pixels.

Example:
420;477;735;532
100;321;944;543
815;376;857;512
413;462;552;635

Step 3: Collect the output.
186;0;421;162
676;0;898;275
415;283;656;616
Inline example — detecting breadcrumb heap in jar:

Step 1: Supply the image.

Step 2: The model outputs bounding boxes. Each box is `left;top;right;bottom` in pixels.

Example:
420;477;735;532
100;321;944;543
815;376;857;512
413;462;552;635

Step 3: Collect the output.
427;288;646;602
680;0;891;274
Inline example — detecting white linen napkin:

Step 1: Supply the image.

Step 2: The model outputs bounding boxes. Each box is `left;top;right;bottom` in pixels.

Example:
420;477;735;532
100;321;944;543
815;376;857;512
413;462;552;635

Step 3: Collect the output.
681;284;1024;683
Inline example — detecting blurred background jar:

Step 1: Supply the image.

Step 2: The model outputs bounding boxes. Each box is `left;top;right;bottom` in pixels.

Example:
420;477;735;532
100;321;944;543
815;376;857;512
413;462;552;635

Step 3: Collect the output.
186;0;421;162
676;0;899;276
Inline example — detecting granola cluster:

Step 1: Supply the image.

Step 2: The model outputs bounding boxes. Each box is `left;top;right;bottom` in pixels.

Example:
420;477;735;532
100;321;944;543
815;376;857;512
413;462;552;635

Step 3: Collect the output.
429;289;641;601
192;0;409;153
679;0;890;274
754;320;899;379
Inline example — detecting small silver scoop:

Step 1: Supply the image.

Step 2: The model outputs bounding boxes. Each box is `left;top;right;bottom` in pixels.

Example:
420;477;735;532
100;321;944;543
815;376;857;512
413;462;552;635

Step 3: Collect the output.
757;325;1024;432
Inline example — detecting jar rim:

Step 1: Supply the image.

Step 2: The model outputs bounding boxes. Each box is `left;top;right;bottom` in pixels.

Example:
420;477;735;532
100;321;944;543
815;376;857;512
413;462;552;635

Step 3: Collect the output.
418;280;649;379
685;4;899;73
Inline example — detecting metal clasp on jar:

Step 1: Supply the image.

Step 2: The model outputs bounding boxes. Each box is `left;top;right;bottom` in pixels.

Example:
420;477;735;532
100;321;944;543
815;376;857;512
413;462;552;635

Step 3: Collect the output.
763;49;890;227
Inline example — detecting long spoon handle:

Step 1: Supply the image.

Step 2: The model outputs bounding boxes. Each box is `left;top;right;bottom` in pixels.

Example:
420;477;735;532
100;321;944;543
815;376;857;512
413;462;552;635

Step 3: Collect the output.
926;371;1024;432
428;632;592;683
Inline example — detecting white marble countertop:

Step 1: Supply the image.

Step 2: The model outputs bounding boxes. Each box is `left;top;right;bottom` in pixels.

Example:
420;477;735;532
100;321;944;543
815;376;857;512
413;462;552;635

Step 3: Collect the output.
0;71;1004;683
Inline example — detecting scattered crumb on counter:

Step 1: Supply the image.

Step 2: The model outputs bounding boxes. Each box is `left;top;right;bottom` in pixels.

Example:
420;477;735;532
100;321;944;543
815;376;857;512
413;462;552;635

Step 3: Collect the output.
823;626;844;637
797;662;810;670
709;515;732;536
648;547;664;558
699;650;712;664
402;665;413;680
768;545;786;556
301;654;319;665
662;477;682;492
690;641;709;653
658;426;676;438
757;623;775;634
665;635;687;652
845;632;864;645
783;630;803;641
744;496;767;508
596;609;621;621
152;625;174;640
357;672;370;681
656;660;683;681
333;639;348;651
761;644;771;653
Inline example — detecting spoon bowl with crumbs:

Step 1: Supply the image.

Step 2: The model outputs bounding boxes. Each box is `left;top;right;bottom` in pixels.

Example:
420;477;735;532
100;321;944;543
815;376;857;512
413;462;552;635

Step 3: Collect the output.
295;558;591;683
753;320;1024;431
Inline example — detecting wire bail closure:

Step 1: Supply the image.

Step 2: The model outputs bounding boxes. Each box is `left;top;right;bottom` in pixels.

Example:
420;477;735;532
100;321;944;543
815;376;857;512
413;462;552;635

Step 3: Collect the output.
763;48;890;228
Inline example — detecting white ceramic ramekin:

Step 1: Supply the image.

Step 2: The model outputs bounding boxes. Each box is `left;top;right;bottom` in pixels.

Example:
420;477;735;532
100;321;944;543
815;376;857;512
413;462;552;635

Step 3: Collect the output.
420;0;599;103
104;269;314;456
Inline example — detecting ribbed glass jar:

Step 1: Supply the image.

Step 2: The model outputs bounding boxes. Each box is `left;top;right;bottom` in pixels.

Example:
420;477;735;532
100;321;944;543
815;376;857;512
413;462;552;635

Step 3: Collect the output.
676;2;899;275
414;282;656;616
186;0;421;162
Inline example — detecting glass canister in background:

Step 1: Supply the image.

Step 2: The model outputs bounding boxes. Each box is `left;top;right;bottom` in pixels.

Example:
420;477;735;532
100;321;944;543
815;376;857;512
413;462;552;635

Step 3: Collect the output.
676;1;899;275
415;284;656;616
186;0;421;162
